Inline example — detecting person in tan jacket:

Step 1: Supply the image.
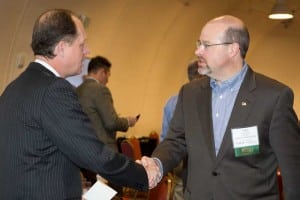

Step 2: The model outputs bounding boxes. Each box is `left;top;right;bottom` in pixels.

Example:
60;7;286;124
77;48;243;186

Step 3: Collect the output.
76;55;138;193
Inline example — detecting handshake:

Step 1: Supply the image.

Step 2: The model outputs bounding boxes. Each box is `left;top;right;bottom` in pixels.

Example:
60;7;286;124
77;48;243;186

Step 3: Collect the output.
136;156;162;189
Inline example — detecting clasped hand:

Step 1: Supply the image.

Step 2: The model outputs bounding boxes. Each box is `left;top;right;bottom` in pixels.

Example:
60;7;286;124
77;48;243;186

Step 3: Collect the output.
136;156;162;189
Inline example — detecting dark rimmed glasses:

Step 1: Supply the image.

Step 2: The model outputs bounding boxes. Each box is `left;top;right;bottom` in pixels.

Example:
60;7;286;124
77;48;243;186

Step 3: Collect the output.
196;40;233;50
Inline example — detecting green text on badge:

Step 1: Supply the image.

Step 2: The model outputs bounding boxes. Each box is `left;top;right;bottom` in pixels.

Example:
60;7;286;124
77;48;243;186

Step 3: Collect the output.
231;126;260;157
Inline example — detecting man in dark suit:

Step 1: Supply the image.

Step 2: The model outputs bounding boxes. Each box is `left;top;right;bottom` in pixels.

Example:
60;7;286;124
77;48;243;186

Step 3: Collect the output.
0;9;157;200
141;15;300;199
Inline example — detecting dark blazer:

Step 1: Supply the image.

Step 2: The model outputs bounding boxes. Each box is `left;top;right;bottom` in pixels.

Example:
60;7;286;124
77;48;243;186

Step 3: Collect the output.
76;78;129;152
0;62;148;200
152;67;300;200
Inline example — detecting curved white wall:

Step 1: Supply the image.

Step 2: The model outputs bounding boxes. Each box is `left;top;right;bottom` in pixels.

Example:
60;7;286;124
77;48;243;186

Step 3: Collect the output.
1;0;299;137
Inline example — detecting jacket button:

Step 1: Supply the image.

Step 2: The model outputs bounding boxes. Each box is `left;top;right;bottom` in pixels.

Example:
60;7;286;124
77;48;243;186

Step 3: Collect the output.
212;171;218;176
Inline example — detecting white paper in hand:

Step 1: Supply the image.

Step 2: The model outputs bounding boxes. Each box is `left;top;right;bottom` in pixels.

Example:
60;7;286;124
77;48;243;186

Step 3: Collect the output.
82;180;117;200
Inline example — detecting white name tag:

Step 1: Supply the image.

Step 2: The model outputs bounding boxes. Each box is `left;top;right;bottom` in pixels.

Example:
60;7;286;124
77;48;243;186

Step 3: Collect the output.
231;126;259;157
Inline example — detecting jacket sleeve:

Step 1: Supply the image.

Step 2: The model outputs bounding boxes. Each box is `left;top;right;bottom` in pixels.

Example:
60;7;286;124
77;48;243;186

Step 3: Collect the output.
41;79;148;191
94;86;129;132
269;86;300;199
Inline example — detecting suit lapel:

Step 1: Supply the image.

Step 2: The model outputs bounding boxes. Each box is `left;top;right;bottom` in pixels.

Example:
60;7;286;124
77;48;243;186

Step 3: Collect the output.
215;68;257;163
196;78;217;161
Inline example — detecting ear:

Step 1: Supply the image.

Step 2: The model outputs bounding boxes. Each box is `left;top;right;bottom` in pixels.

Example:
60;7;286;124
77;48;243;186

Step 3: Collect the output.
53;40;66;58
228;42;240;57
94;68;104;78
98;68;106;75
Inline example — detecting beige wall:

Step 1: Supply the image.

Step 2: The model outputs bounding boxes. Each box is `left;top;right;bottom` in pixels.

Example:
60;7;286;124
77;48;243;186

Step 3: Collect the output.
1;0;299;138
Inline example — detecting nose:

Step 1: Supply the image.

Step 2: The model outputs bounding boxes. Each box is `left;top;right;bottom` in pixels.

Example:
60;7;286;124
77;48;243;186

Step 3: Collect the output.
195;46;204;57
195;47;200;57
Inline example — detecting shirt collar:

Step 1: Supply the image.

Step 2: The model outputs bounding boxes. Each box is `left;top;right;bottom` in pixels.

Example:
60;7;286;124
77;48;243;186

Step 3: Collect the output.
85;76;99;84
34;59;60;77
210;63;248;91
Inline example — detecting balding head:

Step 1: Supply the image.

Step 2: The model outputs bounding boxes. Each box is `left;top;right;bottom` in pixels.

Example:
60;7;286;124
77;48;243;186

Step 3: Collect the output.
209;15;244;28
204;15;250;58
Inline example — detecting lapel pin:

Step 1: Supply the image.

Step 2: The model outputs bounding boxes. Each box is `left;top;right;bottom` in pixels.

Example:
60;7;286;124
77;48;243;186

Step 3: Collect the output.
242;102;247;106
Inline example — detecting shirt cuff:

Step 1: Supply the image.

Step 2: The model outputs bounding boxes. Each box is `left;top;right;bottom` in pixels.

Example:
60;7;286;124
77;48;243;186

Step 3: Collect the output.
153;157;163;181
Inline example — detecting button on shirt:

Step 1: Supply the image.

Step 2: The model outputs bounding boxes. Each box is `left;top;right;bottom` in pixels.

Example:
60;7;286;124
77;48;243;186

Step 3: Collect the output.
211;64;248;155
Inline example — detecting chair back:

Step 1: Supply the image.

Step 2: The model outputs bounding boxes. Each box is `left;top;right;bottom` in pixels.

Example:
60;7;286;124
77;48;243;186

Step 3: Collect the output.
148;175;172;200
128;136;142;160
120;140;135;160
149;131;159;145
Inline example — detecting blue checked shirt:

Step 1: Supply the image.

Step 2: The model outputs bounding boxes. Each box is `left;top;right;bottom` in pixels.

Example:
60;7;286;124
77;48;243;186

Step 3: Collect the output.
211;64;248;155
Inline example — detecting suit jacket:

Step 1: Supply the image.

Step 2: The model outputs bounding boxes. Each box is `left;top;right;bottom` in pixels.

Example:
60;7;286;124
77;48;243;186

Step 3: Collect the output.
0;62;148;200
76;78;129;151
152;67;300;200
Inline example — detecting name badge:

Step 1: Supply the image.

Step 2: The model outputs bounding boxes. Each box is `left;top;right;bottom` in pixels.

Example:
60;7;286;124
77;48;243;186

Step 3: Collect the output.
231;126;259;157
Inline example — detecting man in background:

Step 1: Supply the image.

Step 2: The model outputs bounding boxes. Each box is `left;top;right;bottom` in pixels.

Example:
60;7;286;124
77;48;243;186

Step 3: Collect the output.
142;15;300;199
76;55;138;193
0;9;157;200
160;60;203;200
161;60;204;141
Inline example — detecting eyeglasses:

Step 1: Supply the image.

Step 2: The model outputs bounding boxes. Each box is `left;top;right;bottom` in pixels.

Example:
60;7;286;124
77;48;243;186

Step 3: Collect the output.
196;40;233;50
